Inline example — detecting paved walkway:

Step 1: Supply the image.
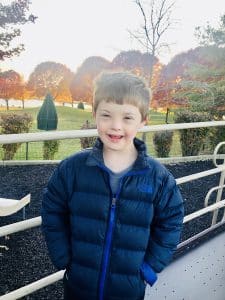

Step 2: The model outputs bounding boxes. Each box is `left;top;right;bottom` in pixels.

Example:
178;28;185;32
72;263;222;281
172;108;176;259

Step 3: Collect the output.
145;230;225;300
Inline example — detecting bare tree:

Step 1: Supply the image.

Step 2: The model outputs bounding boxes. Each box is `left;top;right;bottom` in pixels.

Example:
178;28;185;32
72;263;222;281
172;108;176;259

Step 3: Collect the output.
129;0;176;86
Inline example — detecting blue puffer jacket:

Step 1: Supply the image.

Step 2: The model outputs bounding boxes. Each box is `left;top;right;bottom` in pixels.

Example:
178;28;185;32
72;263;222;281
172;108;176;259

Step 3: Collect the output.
41;138;184;300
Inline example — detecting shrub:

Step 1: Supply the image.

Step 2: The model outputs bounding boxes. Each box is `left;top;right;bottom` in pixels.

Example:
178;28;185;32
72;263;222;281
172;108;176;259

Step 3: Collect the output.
0;113;33;160
80;120;97;149
77;102;85;110
174;110;210;156
153;131;174;157
37;93;58;130
37;94;60;160
209;126;225;153
43;140;60;160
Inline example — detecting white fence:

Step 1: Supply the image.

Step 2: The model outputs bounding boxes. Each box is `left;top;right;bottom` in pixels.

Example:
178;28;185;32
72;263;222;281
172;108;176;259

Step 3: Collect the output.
1;120;225;145
0;121;225;299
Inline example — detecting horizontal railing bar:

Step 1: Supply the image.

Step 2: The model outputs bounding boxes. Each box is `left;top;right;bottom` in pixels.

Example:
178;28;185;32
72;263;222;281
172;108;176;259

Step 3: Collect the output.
141;120;225;132
0;216;41;238
1;154;225;167
177;219;225;249
0;129;98;145
0;270;64;300
176;166;225;185
0;121;225;144
183;199;225;223
1;199;225;236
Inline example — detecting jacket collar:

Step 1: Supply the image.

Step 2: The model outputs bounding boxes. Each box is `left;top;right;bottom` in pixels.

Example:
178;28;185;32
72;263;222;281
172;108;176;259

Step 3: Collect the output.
86;137;150;171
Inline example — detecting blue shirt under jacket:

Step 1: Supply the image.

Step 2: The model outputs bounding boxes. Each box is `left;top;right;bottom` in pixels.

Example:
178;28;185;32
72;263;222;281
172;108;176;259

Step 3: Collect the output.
41;138;184;300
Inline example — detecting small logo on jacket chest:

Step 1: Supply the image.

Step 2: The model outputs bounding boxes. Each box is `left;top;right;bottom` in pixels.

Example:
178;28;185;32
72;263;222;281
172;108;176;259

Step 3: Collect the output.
138;184;153;194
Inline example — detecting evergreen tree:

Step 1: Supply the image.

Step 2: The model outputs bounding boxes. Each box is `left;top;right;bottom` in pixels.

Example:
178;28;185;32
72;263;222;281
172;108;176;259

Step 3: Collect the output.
37;93;58;130
37;93;59;160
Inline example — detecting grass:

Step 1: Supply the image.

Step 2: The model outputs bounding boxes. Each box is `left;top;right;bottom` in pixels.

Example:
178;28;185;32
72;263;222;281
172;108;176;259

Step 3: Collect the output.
0;106;182;160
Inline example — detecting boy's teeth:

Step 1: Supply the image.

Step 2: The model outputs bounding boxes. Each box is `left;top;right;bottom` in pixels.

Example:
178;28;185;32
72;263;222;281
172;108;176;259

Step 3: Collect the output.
109;135;121;139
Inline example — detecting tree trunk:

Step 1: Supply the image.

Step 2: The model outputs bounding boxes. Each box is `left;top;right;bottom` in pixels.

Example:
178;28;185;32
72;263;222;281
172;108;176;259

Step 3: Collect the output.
5;99;9;110
165;108;170;124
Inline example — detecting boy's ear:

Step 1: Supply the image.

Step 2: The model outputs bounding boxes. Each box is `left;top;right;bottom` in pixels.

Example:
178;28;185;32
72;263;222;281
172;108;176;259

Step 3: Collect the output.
140;117;147;128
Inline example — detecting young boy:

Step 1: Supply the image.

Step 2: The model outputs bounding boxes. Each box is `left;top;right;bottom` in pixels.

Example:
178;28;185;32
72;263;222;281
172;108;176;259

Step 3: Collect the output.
41;72;184;300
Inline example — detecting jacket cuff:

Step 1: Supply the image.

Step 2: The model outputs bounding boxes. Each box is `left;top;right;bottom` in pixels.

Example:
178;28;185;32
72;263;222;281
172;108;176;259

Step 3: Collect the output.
140;262;158;286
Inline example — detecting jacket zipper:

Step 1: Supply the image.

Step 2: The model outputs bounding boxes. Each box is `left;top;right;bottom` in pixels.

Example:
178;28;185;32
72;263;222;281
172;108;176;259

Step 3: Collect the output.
99;196;117;300
98;168;148;300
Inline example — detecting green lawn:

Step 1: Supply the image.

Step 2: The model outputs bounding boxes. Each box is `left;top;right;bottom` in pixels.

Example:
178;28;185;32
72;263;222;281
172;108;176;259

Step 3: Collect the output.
0;106;182;160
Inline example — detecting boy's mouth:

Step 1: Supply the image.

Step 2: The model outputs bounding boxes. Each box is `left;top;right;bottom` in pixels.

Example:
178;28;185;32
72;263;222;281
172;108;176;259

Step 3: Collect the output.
108;134;123;141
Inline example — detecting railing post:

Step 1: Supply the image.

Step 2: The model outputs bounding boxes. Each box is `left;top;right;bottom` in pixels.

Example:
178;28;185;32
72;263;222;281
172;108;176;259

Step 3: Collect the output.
25;142;29;160
212;142;225;225
211;172;225;225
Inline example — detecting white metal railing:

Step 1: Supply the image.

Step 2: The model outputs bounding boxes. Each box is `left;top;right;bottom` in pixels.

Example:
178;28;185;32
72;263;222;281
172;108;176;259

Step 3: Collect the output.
0;216;41;237
0;120;225;145
183;199;225;223
211;142;225;224
1;122;225;299
0;271;64;300
1;163;224;238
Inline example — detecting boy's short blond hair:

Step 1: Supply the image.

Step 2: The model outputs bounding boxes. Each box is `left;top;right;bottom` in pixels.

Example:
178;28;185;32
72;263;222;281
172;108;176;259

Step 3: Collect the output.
93;71;151;120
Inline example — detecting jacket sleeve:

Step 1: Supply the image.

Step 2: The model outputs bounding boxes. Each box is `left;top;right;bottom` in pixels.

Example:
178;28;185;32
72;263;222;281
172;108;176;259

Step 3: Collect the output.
144;173;184;275
41;160;72;270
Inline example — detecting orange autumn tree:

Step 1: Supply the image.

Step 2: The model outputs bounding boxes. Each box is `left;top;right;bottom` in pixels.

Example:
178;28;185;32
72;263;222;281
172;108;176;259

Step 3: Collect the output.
56;78;73;104
153;74;183;113
0;70;24;110
70;51;162;111
70;56;111;106
27;61;74;103
111;50;163;116
14;79;31;109
174;46;225;116
152;47;216;112
111;50;157;78
163;46;225;114
111;50;159;88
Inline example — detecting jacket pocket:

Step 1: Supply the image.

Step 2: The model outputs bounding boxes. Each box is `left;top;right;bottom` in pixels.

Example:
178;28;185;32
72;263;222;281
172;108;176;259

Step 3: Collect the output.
63;263;71;284
63;270;69;290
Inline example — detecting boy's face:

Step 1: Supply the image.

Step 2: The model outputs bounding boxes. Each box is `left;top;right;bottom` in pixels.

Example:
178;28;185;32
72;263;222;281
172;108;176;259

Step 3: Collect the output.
94;101;146;153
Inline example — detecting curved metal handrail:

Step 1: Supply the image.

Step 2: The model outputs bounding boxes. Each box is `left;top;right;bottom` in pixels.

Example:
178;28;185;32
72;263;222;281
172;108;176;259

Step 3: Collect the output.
213;141;225;167
204;185;225;207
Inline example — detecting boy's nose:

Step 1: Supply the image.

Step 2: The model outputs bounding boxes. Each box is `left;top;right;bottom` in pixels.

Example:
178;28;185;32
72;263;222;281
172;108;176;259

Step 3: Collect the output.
111;119;122;131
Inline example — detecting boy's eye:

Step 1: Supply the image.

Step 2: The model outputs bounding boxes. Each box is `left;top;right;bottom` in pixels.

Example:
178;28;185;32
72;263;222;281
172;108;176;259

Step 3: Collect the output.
101;114;110;118
124;116;134;120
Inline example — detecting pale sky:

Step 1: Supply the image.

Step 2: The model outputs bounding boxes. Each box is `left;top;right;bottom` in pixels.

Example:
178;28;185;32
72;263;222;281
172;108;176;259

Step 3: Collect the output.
1;0;225;79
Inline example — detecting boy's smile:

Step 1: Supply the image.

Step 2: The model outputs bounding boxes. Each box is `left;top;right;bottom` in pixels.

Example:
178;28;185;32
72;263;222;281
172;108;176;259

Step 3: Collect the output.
108;134;123;142
94;101;146;153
